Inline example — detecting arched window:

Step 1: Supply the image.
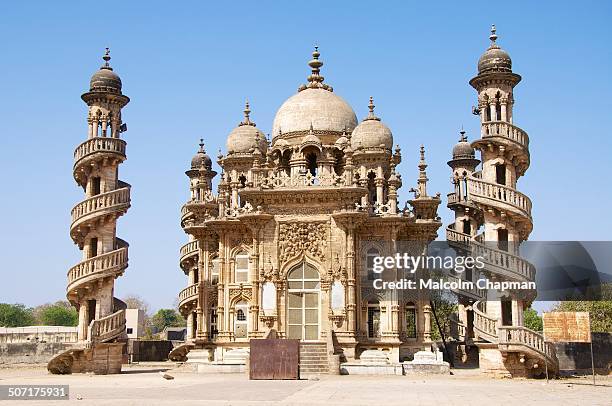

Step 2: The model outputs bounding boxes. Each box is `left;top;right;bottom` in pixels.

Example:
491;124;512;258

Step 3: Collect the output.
235;252;249;283
333;150;345;176
234;301;248;338
405;302;417;339
287;263;320;341
366;248;380;280
367;300;381;339
306;152;318;176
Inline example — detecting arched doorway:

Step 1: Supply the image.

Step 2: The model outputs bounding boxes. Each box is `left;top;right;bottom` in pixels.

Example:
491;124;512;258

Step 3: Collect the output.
287;262;320;341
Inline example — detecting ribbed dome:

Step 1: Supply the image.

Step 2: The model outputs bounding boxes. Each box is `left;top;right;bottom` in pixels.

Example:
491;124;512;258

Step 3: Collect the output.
350;98;393;151
226;102;268;154
271;47;357;138
89;49;122;93
452;131;475;159
477;26;512;74
191;140;212;169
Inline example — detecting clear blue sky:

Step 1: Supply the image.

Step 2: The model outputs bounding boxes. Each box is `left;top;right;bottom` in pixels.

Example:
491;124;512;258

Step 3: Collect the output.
1;1;611;311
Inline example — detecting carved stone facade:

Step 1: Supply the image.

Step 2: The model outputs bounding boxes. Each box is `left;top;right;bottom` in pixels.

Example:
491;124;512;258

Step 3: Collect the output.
177;48;441;363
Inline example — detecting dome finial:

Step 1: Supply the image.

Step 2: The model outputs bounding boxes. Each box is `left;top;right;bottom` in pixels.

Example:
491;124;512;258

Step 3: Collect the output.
364;96;380;121
489;24;498;45
199;138;205;153
102;47;112;69
459;126;467;142
240;99;255;126
301;45;332;92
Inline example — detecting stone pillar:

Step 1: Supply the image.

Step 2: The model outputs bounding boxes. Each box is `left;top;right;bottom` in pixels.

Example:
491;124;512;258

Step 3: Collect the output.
423;303;432;342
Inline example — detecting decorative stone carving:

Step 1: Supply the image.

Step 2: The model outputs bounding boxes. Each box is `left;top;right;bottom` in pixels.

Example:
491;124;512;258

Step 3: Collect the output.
229;285;252;304
278;222;327;263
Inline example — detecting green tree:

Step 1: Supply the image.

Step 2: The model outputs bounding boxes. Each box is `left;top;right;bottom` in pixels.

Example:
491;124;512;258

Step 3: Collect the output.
150;308;186;333
0;303;35;327
523;307;543;332
36;302;78;326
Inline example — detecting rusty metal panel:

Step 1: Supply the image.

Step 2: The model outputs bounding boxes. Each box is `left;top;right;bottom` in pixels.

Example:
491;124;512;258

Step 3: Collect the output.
249;339;300;380
543;312;591;343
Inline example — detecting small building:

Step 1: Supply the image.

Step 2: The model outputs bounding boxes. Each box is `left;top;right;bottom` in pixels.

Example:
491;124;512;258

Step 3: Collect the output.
125;309;145;339
161;327;187;342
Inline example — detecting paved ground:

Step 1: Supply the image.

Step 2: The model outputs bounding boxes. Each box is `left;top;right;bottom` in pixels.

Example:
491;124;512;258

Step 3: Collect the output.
0;364;609;405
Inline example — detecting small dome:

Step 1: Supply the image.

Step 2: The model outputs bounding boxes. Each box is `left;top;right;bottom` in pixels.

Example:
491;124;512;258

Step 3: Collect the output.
301;128;322;149
191;140;212;169
89;49;122;93
271;48;357;137
350;98;393;151
335;135;349;148
226;101;268;154
478;26;512;74
452;131;475;159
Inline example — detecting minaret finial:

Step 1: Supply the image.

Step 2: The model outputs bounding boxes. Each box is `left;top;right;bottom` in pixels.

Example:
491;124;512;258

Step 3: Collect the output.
417;145;429;197
199;138;205;153
102;47;112;69
459;126;467;142
489;24;498;44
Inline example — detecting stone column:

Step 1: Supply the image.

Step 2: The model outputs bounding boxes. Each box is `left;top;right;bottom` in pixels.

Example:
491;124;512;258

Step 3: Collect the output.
423;303;432;342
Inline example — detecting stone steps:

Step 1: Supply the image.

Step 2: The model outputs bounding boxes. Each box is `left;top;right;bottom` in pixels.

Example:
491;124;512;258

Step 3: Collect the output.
299;343;328;376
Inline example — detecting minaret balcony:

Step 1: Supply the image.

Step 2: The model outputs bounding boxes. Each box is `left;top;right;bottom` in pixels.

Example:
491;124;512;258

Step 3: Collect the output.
70;187;131;243
178;283;199;310
73;137;126;168
66;246;129;295
481;121;529;149
467;176;532;219
179;240;199;272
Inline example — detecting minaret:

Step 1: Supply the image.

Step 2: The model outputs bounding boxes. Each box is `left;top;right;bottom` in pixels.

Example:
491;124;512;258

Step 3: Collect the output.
53;49;131;374
468;26;533;329
447;129;480;236
179;140;217;341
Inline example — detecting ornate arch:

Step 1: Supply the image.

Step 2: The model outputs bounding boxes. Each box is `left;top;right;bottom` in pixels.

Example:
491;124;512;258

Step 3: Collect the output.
279;253;322;281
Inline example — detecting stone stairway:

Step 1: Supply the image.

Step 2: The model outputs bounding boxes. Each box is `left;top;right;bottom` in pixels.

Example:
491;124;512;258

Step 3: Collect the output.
299;343;328;376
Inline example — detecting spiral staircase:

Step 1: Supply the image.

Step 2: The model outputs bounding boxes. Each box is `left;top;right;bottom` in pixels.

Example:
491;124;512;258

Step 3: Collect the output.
446;122;557;376
48;50;130;375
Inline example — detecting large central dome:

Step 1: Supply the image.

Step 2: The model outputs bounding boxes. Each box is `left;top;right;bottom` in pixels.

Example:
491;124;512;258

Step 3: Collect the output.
272;88;357;136
271;48;357;138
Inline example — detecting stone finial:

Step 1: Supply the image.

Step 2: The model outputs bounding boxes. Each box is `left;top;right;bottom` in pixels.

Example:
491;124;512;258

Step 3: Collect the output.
301;46;333;92
239;99;255;127
417;145;429;197
365;96;381;121
459;126;467;142
490;24;498;44
102;47;112;69
199;138;205;153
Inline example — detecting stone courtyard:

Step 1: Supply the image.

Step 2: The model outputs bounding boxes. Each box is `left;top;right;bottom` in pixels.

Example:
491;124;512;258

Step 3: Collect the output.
0;364;609;405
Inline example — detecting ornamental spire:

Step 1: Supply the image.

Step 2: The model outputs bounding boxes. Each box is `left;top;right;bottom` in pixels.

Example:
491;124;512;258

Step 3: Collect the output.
365;96;381;121
198;138;205;153
101;47;112;70
490;24;498;44
417;145;429;197
239;99;255;126
459;126;467;142
299;46;333;92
